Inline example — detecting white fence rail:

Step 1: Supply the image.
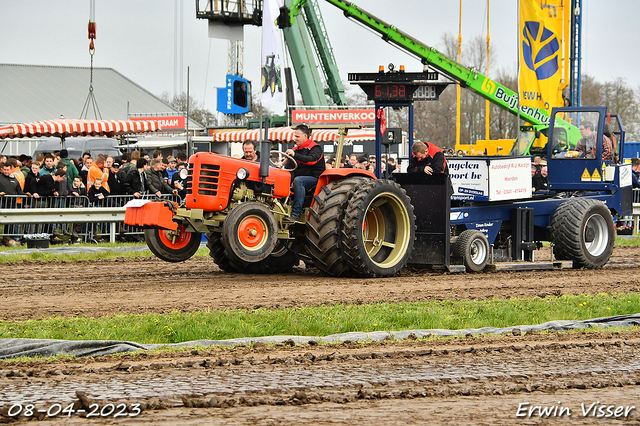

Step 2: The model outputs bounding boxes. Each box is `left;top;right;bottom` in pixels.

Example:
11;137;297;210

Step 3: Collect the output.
0;194;181;244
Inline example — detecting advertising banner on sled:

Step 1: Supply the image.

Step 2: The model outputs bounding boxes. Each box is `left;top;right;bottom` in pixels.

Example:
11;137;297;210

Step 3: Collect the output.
519;0;565;112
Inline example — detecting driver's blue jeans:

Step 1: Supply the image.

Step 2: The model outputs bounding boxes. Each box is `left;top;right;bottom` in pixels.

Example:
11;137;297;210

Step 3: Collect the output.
291;176;318;217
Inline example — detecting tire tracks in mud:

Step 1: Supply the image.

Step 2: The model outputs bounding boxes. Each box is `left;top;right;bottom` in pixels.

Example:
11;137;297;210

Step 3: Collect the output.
2;333;640;423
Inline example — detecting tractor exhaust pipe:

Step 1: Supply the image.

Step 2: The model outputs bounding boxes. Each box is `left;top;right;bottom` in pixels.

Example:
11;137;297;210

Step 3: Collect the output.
259;119;271;182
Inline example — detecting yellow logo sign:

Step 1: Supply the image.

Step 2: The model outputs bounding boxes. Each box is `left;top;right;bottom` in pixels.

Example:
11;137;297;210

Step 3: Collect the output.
591;168;601;182
481;78;496;95
581;168;591;181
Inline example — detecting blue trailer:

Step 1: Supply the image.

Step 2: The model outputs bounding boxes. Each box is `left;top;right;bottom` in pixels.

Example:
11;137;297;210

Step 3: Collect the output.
395;106;633;272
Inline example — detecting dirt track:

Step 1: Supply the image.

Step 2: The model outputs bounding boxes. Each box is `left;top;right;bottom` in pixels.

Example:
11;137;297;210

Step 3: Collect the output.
1;246;640;424
2;246;640;321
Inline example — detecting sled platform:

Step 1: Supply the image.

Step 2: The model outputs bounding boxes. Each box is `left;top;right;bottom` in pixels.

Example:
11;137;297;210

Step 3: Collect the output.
485;260;573;272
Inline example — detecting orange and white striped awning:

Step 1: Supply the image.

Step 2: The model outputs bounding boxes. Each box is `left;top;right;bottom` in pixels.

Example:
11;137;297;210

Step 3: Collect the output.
211;127;375;143
0;118;162;139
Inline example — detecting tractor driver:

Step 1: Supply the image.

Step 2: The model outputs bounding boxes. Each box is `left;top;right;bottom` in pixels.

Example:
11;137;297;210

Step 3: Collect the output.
577;121;596;159
407;141;448;175
282;124;325;223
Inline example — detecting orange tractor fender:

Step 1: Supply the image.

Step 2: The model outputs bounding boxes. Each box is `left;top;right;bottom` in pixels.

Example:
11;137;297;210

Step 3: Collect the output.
313;168;376;198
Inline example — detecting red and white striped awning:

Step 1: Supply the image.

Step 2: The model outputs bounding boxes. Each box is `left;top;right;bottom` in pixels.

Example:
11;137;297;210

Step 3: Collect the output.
211;127;375;143
0;118;162;139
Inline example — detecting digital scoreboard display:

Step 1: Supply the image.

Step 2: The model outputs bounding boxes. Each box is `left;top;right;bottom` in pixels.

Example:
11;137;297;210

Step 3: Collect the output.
358;83;444;102
373;84;410;100
359;83;418;101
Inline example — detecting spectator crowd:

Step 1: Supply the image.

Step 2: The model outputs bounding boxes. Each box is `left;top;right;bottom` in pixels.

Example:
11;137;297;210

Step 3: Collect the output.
0;149;188;246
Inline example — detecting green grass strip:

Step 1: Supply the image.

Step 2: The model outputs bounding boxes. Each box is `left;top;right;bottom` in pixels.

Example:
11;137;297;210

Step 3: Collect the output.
614;235;640;246
0;244;211;262
1;293;639;345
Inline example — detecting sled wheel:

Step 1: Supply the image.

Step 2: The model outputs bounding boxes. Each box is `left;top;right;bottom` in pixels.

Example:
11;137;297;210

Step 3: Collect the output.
550;198;615;269
145;226;201;263
342;179;415;277
222;202;277;263
453;230;489;272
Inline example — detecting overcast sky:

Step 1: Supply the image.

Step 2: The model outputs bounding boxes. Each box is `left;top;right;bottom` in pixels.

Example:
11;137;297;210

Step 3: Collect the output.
1;0;638;119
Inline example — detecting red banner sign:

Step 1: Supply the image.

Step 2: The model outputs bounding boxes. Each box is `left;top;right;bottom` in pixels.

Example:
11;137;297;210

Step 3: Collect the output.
291;109;375;124
131;116;186;131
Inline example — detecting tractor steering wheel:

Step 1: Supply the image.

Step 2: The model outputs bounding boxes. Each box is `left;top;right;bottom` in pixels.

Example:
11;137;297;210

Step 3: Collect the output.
269;150;298;171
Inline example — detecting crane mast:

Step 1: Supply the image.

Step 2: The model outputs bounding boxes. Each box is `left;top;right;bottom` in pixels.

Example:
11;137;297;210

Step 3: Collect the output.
282;0;552;127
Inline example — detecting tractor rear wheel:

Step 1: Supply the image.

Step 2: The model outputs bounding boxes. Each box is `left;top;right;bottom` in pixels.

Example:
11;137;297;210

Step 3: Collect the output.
261;68;268;93
222;202;278;264
206;231;238;273
305;177;371;276
452;230;489;272
550;198;615;269
230;240;300;274
145;226;201;263
342;179;415;277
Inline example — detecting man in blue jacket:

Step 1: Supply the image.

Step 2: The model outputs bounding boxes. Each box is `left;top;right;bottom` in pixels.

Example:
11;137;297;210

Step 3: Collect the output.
282;124;325;223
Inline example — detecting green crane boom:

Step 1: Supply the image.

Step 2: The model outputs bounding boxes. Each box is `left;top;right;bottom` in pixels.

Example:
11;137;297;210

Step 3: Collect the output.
282;0;551;127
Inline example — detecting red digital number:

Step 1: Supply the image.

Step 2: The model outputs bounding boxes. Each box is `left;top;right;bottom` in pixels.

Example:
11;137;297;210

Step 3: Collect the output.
375;84;408;99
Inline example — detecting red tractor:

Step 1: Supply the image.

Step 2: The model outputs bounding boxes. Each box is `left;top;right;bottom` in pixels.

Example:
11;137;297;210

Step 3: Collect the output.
125;149;416;277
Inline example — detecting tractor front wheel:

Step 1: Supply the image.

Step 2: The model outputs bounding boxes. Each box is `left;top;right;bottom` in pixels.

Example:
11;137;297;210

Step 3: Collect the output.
342;179;415;277
145;226;201;263
222;202;278;264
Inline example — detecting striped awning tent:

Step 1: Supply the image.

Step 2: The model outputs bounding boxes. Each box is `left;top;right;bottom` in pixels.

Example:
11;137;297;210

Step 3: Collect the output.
0;118;162;139
211;127;375;143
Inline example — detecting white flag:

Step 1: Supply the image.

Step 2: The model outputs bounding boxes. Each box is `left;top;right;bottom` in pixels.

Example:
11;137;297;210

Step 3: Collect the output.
261;0;284;105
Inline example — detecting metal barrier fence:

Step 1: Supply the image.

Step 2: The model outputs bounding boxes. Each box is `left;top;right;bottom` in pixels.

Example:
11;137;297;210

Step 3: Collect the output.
628;188;640;235
1;189;639;245
0;194;182;245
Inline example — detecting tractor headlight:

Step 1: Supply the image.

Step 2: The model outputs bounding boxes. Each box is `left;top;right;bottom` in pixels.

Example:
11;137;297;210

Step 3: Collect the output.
179;168;189;180
237;168;250;180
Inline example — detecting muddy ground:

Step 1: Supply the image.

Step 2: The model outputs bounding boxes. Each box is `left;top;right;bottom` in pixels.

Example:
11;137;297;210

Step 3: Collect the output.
1;246;640;424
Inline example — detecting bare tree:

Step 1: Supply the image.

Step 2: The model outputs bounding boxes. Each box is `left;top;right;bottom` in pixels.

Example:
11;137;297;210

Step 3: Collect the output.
159;92;217;127
489;67;519;142
581;75;639;140
410;33;499;148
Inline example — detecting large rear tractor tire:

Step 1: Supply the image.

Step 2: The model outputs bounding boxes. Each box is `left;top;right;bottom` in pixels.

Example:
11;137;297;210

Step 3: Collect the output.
550;198;615;269
342;179;415;277
206;231;238;273
145;226;201;263
222;202;278;264
452;230;489;272
305;177;371;276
